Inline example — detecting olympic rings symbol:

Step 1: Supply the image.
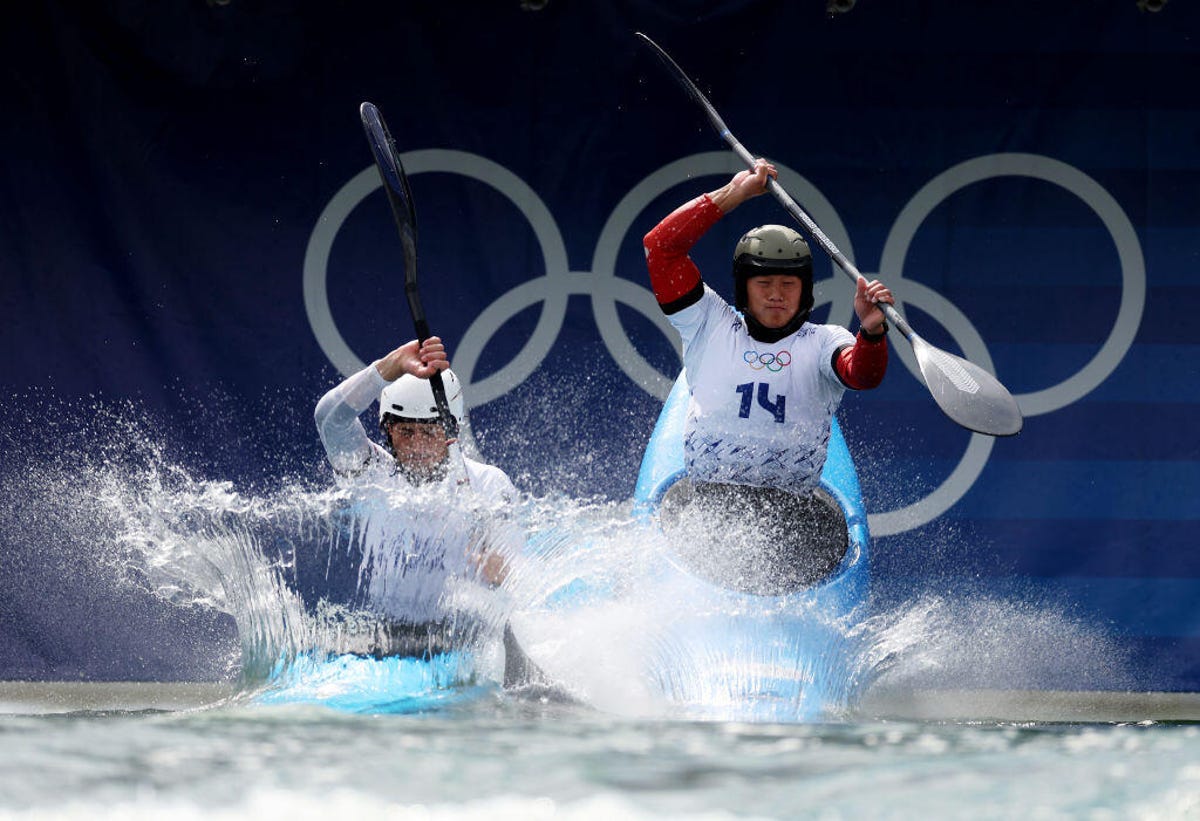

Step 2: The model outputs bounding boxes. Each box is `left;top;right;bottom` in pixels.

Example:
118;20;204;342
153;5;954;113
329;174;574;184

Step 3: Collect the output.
304;150;1144;538
744;351;793;372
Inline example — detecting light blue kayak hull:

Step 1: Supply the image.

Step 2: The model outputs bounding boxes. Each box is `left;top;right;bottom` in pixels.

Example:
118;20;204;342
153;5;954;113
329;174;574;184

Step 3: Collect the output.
257;651;493;714
258;372;870;720
632;372;871;720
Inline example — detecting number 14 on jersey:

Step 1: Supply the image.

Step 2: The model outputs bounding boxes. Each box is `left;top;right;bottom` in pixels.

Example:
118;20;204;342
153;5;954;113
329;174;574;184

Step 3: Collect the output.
736;382;786;423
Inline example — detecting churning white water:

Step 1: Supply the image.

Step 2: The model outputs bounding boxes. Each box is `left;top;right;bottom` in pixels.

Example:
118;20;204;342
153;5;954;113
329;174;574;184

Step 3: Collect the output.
0;394;1179;819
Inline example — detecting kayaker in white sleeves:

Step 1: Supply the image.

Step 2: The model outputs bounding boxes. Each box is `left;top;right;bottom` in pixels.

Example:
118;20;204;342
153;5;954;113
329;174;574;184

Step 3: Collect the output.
312;336;519;649
314;336;514;502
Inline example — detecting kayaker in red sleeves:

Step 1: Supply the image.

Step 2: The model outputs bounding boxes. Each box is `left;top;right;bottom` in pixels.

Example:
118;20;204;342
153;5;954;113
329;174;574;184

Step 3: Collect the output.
643;158;894;498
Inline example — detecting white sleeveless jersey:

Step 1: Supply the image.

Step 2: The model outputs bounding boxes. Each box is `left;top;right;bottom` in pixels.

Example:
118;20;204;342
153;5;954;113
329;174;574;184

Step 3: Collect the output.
314;365;518;623
669;286;855;495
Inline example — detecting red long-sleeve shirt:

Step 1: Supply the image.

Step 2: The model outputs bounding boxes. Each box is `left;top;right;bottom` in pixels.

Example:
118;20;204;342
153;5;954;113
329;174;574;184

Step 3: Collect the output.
643;194;887;390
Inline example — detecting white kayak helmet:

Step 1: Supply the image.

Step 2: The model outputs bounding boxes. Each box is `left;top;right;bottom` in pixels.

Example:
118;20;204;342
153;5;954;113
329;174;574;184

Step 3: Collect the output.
378;369;464;426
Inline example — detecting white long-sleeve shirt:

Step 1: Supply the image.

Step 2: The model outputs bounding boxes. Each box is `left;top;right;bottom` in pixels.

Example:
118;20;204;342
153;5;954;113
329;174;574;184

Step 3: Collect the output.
314;365;518;623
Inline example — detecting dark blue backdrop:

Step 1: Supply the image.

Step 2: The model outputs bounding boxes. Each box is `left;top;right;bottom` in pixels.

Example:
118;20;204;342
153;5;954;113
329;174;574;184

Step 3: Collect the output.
2;1;1198;689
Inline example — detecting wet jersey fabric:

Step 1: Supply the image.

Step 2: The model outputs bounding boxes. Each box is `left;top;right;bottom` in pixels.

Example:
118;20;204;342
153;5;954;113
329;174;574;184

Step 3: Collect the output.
314;365;517;623
669;286;855;495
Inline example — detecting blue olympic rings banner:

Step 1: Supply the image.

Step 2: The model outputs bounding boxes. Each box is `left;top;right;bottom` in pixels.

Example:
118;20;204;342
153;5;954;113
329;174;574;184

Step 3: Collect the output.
2;2;1199;691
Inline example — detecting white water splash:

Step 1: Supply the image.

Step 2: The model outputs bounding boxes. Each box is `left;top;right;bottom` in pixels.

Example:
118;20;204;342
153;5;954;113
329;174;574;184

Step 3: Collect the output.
1;394;1130;721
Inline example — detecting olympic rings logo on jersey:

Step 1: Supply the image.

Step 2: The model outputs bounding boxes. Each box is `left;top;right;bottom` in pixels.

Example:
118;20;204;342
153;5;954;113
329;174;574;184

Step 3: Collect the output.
304;150;1144;538
744;351;792;372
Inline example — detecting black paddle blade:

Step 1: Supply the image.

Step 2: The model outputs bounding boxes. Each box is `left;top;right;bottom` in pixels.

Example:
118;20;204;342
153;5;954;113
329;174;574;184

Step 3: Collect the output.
359;101;456;439
360;102;420;295
912;335;1023;436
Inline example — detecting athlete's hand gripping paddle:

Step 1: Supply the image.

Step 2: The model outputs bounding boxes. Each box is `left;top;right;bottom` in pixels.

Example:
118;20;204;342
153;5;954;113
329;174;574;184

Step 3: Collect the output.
636;33;1023;437
359;101;460;445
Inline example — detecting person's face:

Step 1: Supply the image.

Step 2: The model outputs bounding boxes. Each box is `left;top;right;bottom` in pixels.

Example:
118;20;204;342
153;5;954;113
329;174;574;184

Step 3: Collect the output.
744;274;804;329
386;420;449;479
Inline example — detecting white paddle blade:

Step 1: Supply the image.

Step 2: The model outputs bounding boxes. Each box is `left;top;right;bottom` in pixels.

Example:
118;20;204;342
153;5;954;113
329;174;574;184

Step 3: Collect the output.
911;335;1023;436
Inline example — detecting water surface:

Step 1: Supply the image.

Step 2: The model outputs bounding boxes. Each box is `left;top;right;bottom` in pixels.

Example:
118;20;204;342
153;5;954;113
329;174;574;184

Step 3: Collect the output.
2;699;1198;819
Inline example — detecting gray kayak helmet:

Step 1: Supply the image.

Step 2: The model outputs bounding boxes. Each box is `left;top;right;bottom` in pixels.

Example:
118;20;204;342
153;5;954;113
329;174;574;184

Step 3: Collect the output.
733;224;812;271
732;224;815;340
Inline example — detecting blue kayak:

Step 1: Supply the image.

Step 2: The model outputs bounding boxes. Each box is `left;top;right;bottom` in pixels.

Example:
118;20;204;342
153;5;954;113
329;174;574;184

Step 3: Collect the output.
631;372;871;720
257;650;495;714
257;371;871;720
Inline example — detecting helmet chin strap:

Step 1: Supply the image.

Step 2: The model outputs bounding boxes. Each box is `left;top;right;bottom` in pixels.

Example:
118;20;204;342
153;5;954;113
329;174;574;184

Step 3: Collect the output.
744;308;810;343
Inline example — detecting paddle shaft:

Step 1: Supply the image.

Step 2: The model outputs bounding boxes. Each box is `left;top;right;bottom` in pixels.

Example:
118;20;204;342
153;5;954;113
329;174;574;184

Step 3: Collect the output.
736;149;913;340
361;102;458;443
649;36;913;340
403;280;455;414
